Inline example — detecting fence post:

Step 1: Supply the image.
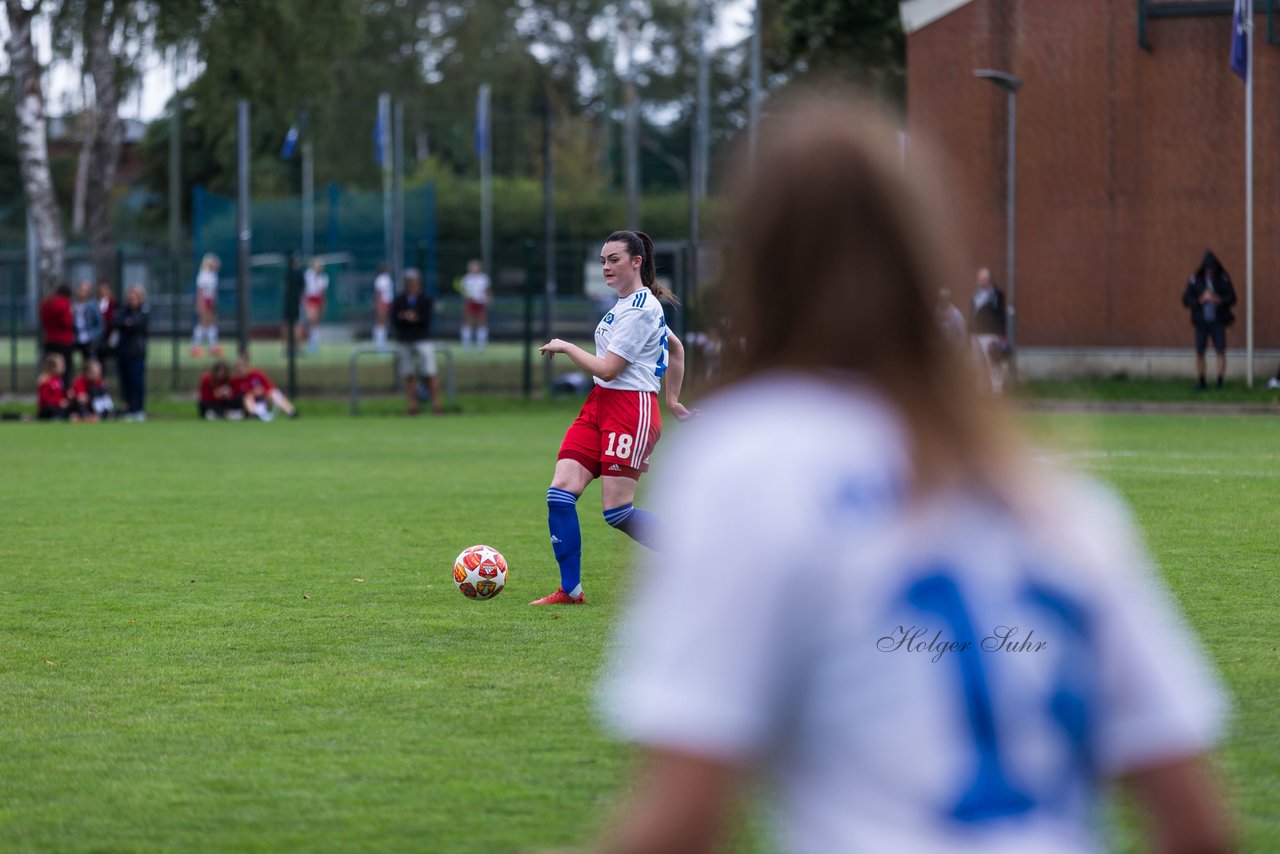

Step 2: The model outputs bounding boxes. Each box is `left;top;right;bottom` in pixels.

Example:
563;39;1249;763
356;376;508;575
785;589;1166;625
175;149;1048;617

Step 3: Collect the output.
10;262;18;394
523;239;534;398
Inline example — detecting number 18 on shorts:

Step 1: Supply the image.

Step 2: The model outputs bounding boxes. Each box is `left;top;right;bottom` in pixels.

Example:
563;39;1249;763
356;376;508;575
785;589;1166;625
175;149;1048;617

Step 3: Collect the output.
557;386;661;480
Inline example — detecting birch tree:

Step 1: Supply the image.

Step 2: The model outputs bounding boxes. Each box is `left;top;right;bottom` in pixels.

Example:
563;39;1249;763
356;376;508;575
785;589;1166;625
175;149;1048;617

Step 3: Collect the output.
3;0;66;291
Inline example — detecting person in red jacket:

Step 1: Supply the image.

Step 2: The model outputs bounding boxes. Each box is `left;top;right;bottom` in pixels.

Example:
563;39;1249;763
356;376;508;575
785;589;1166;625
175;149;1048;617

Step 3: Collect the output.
39;283;75;387
36;353;75;421
198;360;244;420
231;353;298;420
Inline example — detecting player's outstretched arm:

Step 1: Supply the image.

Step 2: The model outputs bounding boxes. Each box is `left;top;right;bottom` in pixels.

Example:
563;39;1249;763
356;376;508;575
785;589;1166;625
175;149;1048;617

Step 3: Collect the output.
663;332;694;421
596;748;736;854
539;338;628;382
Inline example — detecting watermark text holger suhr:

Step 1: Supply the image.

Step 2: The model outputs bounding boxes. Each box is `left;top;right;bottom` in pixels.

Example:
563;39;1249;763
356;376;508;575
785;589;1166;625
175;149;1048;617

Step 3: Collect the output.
878;626;1047;663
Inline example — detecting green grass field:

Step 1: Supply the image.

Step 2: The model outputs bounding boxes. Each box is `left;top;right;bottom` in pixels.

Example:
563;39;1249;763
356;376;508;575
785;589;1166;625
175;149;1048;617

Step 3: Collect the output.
1;406;1276;852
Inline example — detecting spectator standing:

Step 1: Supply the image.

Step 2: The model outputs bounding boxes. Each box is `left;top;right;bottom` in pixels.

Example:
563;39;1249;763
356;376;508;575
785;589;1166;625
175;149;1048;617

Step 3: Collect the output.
373;264;394;347
192;253;223;358
116;285;150;421
390;268;441;416
97;281;118;362
1181;250;1237;391
72;280;104;369
459;259;492;350
969;266;1008;394
39;283;75;387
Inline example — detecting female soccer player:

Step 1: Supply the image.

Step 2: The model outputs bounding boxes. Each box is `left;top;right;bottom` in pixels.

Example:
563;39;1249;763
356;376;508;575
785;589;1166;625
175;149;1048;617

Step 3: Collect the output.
302;258;329;354
192;253;222;357
531;230;694;606
597;94;1232;852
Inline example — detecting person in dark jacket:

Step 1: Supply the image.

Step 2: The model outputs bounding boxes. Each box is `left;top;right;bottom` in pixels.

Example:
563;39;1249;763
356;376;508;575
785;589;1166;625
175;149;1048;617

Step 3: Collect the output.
39;283;76;387
116;285;150;420
969;267;1008;394
391;268;441;415
1181;250;1237;391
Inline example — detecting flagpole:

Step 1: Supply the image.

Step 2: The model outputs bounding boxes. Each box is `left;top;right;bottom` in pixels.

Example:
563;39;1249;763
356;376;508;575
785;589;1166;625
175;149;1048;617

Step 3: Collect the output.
1246;0;1255;389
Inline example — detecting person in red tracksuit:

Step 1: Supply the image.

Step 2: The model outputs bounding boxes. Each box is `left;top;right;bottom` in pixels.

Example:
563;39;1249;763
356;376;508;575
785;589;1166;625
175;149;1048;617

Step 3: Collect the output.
231;353;298;420
197;361;244;420
40;283;75;387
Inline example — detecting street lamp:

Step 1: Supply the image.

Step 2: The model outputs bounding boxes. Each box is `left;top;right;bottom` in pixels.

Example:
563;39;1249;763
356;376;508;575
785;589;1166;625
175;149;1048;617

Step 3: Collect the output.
973;69;1022;388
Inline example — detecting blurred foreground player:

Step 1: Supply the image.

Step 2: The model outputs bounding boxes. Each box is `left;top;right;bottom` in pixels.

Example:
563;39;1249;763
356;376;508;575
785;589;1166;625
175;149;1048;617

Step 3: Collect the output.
597;93;1233;854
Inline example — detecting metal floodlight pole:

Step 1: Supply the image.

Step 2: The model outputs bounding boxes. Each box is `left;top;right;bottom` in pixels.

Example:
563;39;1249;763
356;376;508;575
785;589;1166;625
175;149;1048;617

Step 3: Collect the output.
378;93;393;275
973;69;1022;388
393;100;405;286
622;0;640;228
478;83;493;280
235;99;251;356
302;138;314;263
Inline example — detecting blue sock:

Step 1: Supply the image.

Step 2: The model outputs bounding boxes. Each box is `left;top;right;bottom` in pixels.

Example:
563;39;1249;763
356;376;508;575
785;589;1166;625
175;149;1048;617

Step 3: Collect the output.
603;503;660;550
547;487;582;596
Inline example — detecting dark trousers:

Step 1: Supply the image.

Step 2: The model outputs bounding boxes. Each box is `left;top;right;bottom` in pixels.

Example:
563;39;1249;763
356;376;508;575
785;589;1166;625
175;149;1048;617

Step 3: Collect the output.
118;356;146;414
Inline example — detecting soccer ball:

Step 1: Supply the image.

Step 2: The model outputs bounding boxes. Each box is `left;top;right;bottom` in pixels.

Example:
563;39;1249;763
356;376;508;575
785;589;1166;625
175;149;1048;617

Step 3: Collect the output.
452;545;508;600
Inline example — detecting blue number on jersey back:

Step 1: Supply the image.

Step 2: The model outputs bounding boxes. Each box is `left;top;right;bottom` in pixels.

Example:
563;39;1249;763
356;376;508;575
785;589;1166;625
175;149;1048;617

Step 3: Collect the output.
901;567;1095;824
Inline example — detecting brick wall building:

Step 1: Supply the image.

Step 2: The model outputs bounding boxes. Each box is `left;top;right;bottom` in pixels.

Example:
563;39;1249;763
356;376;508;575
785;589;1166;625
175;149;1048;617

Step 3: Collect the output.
903;0;1279;376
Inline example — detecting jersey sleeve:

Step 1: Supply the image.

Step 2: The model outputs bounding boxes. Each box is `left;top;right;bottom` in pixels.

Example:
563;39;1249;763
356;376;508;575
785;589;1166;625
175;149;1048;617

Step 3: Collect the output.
604;304;660;365
600;421;815;761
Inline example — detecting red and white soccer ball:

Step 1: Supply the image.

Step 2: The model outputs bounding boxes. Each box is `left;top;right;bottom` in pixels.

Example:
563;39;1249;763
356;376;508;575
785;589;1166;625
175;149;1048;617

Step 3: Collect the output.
452;544;508;600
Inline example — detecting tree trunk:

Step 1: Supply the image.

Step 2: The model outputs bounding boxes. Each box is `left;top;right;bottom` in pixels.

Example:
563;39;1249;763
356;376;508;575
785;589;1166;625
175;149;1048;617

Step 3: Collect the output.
4;0;67;293
85;1;124;287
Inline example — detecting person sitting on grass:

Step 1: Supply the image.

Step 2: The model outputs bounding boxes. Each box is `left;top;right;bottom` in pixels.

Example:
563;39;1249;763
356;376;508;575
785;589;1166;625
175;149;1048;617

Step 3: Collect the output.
198;360;244;420
232;353;298;420
36;353;76;421
71;359;115;422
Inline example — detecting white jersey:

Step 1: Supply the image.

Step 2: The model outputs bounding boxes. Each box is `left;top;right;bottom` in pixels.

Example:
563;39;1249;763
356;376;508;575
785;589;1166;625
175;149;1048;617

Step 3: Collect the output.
595;288;668;394
374;272;394;304
196;270;218;300
461;272;490;302
601;373;1226;854
304;268;329;299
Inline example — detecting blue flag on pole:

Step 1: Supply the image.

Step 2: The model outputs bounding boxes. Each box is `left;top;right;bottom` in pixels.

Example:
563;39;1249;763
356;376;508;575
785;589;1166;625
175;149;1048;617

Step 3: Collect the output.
1232;0;1249;80
280;125;299;160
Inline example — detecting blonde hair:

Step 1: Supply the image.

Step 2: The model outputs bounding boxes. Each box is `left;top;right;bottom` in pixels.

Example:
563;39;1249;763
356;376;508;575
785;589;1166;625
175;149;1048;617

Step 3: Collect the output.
720;90;1024;498
201;253;220;272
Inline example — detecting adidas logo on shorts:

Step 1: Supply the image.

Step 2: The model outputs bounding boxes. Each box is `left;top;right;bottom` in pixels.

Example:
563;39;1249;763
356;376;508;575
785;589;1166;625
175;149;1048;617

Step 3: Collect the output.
550;535;562;544
608;464;623;472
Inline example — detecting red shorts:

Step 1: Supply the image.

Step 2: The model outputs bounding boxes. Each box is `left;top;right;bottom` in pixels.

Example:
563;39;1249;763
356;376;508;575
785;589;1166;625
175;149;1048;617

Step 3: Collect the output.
304;296;325;311
558;386;661;481
197;296;215;315
464;299;487;318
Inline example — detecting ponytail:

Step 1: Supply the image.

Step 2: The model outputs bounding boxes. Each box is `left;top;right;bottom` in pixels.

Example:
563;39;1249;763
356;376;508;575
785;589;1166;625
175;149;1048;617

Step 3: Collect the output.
606;229;680;305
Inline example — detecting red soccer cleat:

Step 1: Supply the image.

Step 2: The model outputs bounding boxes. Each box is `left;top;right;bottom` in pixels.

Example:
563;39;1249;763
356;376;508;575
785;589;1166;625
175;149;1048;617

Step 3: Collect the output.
529;587;585;606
